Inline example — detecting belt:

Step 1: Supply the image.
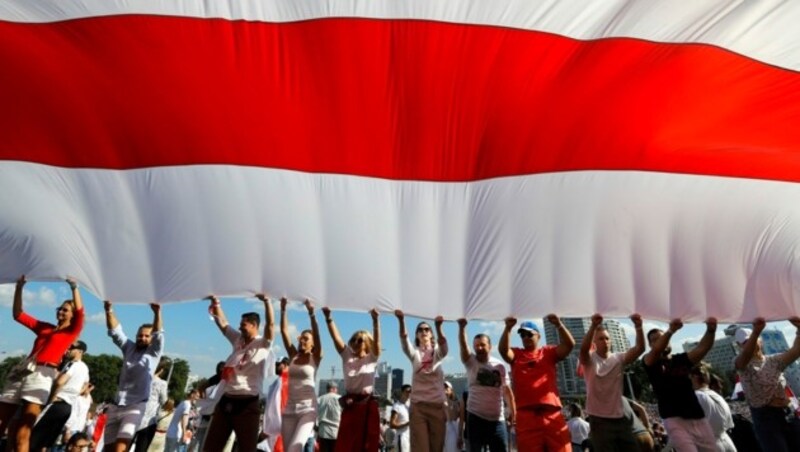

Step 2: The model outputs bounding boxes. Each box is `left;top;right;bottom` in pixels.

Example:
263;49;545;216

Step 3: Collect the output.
521;404;561;415
156;429;167;433
37;362;59;369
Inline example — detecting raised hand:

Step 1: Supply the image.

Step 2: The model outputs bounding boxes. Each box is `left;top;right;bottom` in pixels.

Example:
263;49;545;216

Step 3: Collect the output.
668;318;683;333
591;313;603;327
504;317;517;329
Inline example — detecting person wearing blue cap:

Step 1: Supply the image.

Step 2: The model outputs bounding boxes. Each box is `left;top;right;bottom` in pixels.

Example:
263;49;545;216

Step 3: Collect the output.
578;313;645;451
499;314;575;452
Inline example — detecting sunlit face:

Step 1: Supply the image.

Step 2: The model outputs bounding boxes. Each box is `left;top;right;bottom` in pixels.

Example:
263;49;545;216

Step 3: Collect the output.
136;327;153;348
349;333;370;354
594;330;611;354
298;331;314;353
445;385;454;398
416;323;432;347
518;330;538;349
239;319;258;340
473;337;491;362
56;302;74;324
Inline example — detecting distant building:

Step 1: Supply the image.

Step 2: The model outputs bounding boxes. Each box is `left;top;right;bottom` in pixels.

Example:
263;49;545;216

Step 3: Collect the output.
374;362;393;398
682;326;738;383
391;368;404;393
544;317;630;398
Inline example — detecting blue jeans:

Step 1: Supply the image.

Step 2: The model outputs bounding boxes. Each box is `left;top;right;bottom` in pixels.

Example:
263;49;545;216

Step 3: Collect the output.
466;412;508;452
750;405;800;452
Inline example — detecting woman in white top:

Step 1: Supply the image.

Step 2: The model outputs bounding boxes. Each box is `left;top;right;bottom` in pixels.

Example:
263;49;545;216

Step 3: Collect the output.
734;316;800;452
322;306;381;452
280;298;322;452
394;310;448;452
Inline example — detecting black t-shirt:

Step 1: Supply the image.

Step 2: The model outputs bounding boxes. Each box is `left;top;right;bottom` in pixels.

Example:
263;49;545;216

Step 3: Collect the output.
644;352;704;419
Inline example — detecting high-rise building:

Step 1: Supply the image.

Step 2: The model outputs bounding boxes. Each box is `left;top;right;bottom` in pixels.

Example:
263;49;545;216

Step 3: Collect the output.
391;368;404;393
682;326;738;381
374;362;393;398
544;317;631;397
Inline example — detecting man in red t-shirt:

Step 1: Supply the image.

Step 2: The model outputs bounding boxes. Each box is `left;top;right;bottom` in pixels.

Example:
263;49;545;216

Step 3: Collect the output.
499;315;574;452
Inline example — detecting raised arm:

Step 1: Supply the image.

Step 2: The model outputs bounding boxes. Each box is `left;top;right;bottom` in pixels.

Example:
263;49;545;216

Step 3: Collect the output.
734;318;764;370
435;316;448;356
687;317;717;364
151;303;163;332
66;278;83;311
457;318;471;363
396;310;408;341
396;310;412;358
306;299;323;363
580;314;602;365
279;298;296;359
548;314;575;361
644;319;682;366
499;317;516;364
623;314;646;365
207;296;228;334
322;307;345;353
104;300;119;330
12;275;25;319
371;308;381;358
256;294;275;342
777;317;800;367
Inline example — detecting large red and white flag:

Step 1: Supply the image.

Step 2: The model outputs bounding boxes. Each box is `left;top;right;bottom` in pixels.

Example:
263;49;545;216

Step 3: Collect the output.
1;1;800;319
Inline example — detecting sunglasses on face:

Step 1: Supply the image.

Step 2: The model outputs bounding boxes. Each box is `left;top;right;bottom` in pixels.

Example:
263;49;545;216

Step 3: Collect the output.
355;337;365;344
417;327;431;333
518;331;534;339
56;307;71;313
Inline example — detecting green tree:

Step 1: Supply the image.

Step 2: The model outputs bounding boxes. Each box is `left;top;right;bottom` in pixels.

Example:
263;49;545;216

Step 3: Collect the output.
165;357;191;401
0;355;26;386
625;360;655;403
83;354;123;403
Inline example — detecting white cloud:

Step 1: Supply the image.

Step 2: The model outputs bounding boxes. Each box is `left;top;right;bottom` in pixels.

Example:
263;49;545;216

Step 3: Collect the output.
86;312;106;325
0;284;59;308
477;321;505;336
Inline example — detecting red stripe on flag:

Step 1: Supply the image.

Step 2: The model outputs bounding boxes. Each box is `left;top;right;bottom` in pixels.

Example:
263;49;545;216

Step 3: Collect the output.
2;16;800;181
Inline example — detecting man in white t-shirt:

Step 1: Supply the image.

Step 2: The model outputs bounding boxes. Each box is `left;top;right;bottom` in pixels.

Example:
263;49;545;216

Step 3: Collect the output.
30;340;91;451
578;313;645;451
390;385;412;452
203;295;274;452
165;389;200;452
457;319;515;452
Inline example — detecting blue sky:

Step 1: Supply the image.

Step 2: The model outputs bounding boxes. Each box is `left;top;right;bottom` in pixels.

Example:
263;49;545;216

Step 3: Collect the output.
1;281;796;384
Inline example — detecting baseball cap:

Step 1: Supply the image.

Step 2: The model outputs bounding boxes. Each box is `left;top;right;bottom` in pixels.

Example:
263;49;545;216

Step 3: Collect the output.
518;321;540;335
735;327;752;345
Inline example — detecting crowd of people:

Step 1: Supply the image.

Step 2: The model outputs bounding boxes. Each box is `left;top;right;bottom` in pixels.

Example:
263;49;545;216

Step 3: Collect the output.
2;275;800;452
